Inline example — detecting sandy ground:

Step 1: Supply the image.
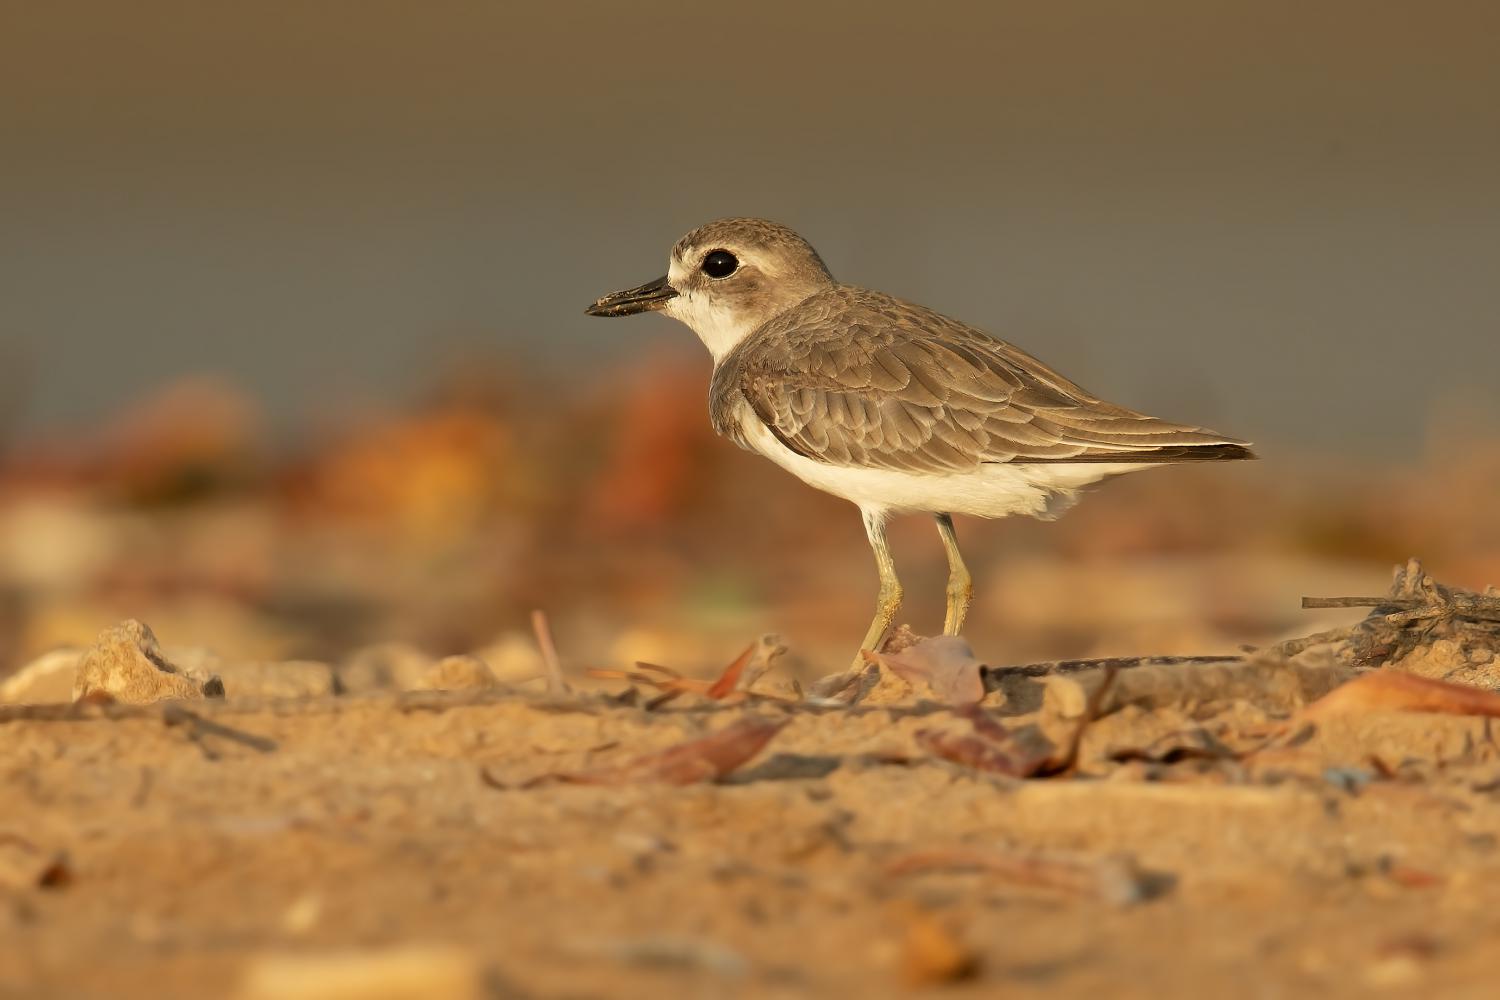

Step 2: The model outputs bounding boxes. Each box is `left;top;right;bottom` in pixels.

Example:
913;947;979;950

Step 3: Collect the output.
7;656;1500;1000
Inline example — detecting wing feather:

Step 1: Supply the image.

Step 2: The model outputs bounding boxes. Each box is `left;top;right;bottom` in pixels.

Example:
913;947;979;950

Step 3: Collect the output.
711;287;1254;473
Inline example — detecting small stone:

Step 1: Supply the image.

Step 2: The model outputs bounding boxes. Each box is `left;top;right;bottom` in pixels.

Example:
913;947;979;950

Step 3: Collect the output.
0;648;82;704
336;642;435;694
0;835;71;890
215;660;337;700
470;632;547;684
409;655;499;692
337;645;500;694
238;946;482;1000
280;893;323;935
897;906;978;985
72;620;221;704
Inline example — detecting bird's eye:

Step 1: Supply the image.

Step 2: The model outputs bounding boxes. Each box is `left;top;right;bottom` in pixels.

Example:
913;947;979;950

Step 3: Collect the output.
701;249;739;279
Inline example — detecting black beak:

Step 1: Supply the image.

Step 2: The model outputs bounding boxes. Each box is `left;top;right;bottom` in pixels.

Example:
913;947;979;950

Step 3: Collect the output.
585;275;678;317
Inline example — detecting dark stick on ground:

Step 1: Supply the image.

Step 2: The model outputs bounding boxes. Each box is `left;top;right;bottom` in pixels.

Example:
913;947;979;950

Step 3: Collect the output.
161;705;278;755
986;654;1237;680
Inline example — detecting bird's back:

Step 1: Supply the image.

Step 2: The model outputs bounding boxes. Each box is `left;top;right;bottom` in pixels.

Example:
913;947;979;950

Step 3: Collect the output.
711;285;1253;473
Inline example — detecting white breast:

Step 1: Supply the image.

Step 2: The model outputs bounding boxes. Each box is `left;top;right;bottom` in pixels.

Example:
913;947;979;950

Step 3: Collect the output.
736;408;1149;520
662;262;761;363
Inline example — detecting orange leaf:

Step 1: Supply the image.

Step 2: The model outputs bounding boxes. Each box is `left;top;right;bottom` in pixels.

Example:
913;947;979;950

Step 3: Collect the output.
706;643;756;700
1304;670;1500;721
914;729;1035;777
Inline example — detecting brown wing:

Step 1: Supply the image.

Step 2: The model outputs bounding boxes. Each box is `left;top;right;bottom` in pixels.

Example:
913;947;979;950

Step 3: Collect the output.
712;287;1253;474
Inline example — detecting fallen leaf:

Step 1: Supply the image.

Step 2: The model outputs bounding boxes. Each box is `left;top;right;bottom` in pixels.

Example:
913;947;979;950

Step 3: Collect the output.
520;716;789;787
863;636;984;705
587;636;789;705
916;666;1118;778
1304;669;1500;721
1382;858;1443;889
705;644;755;699
913;728;1033;777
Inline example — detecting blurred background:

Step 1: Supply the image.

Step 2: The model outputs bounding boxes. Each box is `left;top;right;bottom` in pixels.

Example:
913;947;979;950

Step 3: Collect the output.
2;1;1498;678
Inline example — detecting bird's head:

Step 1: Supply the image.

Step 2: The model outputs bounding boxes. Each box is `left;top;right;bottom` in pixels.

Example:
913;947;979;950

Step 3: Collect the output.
586;218;835;362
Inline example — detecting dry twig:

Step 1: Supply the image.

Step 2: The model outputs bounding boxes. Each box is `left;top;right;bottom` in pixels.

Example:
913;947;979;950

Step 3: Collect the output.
161;705;278;756
1293;558;1500;667
587;637;792;708
530;609;571;695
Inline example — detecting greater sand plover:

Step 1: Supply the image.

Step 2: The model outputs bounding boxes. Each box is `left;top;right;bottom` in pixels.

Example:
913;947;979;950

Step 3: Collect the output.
588;218;1253;666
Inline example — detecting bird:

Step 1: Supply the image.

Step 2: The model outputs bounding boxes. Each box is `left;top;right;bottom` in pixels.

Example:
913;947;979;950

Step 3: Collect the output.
587;218;1253;667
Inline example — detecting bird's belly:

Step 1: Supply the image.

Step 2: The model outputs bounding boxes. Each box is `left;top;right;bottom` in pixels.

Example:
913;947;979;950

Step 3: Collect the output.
738;415;1148;519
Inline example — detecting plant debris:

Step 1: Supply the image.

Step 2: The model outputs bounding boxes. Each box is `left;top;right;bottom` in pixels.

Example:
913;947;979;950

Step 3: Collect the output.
1294;558;1500;667
510;716;789;788
916;666;1118;778
161;704;278;757
587;634;790;709
861;636;985;706
530;609;572;696
1301;669;1500;721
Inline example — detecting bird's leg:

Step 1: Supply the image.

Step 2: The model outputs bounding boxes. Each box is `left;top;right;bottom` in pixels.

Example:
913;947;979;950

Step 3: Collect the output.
934;513;973;636
854;508;903;668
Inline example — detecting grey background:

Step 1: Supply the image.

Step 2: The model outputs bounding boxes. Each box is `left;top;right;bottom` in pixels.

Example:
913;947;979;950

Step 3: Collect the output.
3;1;1497;453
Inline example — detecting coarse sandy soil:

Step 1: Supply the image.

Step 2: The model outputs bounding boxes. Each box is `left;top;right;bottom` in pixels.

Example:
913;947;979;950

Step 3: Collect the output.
7;637;1500;1000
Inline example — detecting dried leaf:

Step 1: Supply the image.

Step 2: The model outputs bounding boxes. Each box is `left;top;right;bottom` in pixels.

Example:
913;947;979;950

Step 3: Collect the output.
914;728;1033;777
588;637;789;705
864;636;984;706
917;667;1118;778
1384;862;1443;889
705;644;755;699
522;716;788;787
1304;669;1500;721
958;702;1016;744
